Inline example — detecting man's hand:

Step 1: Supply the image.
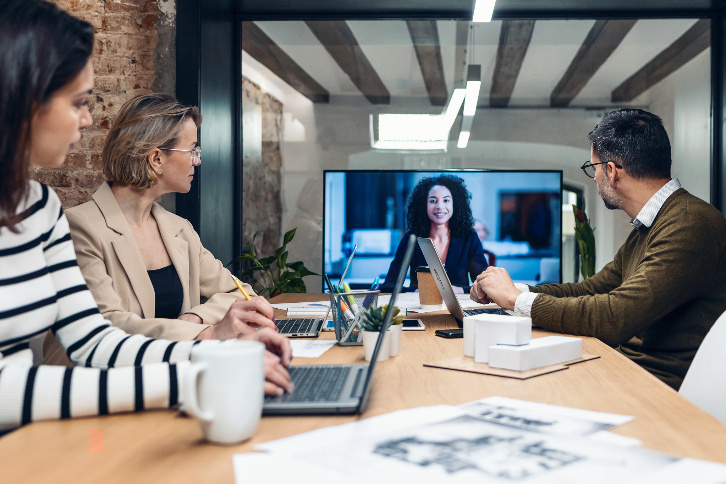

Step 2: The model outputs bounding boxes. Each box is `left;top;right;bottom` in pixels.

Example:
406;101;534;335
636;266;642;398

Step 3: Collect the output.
195;297;277;340
470;267;522;310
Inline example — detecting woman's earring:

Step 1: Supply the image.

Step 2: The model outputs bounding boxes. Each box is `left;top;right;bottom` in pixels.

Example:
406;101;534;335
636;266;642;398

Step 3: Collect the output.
157;168;163;175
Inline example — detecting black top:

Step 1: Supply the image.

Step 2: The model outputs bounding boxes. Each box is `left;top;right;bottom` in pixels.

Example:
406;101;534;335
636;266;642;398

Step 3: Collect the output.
381;231;488;293
147;264;183;319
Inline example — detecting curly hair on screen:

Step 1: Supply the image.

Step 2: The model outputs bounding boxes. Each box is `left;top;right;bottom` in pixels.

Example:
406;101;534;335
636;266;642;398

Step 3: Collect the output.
406;175;475;238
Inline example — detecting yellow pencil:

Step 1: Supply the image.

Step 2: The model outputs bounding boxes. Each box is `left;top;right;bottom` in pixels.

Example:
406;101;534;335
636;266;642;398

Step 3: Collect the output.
231;275;252;301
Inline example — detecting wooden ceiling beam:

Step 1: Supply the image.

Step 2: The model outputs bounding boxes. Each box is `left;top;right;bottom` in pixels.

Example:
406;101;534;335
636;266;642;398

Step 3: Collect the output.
550;19;637;107
305;20;390;105
406;20;448;106
612;19;710;103
490;20;536;108
241;22;330;103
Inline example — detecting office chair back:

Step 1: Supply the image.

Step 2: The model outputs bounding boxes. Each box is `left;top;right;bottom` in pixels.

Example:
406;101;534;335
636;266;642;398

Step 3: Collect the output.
679;309;726;424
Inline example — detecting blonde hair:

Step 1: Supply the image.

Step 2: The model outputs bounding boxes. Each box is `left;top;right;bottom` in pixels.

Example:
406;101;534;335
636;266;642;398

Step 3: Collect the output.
102;93;202;189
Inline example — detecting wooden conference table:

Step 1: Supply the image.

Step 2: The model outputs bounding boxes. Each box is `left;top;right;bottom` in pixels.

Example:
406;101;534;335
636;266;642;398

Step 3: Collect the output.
2;293;726;483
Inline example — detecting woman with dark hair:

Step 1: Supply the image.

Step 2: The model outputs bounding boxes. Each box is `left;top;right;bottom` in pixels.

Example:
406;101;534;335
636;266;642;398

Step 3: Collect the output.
0;0;290;430
381;175;488;293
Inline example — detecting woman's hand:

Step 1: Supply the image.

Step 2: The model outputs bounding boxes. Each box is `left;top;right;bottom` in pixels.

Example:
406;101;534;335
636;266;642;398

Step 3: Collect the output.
240;328;294;396
241;327;292;367
195;296;278;340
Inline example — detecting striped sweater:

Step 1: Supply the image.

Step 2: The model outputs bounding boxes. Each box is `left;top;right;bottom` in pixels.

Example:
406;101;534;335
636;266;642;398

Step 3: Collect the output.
0;182;207;430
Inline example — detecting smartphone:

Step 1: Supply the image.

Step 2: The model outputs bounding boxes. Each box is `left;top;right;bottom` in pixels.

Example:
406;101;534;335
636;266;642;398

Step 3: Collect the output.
435;328;464;338
402;319;425;331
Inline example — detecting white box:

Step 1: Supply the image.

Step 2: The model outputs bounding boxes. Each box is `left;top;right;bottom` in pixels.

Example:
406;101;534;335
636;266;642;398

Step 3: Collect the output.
488;336;583;371
469;314;531;363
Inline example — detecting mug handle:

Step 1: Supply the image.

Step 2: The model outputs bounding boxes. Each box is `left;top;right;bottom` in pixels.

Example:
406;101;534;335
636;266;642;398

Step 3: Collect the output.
181;362;214;422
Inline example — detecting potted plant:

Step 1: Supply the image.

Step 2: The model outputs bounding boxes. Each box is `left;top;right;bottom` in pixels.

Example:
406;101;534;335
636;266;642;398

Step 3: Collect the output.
229;228;318;298
360;305;403;361
572;201;596;280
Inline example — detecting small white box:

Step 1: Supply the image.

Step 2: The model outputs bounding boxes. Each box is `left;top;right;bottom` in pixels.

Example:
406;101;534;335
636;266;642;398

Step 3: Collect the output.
488;336;583;371
469;314;531;363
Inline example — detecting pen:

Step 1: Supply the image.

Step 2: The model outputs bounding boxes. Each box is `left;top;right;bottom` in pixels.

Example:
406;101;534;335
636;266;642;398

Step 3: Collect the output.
324;274;336;294
231;275;277;330
342;282;360;316
231;275;252;301
362;277;380;309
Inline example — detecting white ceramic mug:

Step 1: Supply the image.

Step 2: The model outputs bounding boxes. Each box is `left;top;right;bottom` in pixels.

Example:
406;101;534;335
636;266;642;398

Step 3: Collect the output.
182;340;265;445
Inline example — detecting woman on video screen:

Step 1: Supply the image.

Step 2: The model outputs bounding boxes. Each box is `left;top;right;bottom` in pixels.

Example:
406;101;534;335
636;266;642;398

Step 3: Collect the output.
381;175;487;293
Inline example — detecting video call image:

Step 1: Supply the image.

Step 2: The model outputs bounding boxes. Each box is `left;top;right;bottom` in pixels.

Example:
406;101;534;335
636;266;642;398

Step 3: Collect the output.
324;170;562;290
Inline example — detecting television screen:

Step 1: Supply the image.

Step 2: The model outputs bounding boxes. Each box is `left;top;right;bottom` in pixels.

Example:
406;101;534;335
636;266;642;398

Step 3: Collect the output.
323;170;562;290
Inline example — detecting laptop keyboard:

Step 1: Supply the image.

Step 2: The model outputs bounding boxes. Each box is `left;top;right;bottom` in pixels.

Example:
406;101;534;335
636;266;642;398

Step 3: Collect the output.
463;308;507;316
275;318;322;334
267;365;351;403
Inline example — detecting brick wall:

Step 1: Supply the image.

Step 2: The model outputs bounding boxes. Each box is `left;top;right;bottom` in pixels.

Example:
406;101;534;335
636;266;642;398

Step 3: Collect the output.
33;0;174;208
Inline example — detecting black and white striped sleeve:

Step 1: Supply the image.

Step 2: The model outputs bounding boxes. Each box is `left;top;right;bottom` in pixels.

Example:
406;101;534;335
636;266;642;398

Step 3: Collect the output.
0;184;216;429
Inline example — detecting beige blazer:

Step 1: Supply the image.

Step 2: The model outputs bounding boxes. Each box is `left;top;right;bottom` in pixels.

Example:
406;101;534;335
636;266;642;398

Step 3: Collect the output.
44;182;253;365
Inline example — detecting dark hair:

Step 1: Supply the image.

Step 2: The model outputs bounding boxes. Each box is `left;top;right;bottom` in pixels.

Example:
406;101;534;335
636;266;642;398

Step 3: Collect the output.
0;0;94;229
587;108;671;180
406;175;475;238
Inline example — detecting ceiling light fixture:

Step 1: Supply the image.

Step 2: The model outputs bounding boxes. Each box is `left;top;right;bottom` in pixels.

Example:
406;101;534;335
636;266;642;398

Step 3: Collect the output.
463;64;481;116
441;88;466;132
472;0;496;22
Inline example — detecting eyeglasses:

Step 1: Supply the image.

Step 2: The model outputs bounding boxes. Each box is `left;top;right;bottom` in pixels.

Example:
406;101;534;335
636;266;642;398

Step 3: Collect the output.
580;160;620;179
159;146;202;166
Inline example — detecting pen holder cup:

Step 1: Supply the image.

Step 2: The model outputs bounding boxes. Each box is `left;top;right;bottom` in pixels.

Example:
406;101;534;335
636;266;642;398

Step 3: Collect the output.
330;290;380;346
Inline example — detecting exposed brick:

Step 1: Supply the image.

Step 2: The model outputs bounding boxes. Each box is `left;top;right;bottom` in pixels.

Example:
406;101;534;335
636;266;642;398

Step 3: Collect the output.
64;152;91;169
78;130;107;152
55;187;97;209
48;0;171;208
94;76;122;94
72;170;107;189
33;168;73;188
90;154;104;171
105;0;159;14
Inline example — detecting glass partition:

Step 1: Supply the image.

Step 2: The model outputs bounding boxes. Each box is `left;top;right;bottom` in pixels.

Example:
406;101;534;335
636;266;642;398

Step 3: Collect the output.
240;18;711;290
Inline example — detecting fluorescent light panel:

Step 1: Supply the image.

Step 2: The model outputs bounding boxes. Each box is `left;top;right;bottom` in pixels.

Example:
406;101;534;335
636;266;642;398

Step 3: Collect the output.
372;114;448;151
457;131;470;148
473;0;496;22
441;88;466;131
463;64;481;116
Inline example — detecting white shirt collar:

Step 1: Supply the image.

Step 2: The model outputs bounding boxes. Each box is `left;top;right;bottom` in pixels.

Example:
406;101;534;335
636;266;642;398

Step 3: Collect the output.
631;178;681;228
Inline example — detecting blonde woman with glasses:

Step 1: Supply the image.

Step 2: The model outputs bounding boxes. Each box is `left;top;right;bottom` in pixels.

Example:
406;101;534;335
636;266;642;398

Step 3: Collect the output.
44;93;293;397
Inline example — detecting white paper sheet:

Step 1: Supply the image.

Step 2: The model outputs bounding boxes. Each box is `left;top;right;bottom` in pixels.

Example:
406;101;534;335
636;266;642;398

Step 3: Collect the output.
233;453;365;484
271;301;329;311
459;396;634;429
290;340;337;358
258;408;677;484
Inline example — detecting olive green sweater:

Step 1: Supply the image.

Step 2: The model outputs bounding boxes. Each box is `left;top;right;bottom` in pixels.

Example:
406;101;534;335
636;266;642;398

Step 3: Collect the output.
530;189;726;390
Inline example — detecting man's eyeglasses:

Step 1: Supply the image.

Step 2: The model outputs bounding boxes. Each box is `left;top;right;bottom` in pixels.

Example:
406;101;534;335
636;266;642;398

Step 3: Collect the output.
160;146;202;166
580;160;620;179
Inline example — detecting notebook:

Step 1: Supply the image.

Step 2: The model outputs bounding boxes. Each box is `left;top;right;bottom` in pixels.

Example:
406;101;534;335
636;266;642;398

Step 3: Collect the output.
275;318;324;338
263;234;416;415
417;237;508;327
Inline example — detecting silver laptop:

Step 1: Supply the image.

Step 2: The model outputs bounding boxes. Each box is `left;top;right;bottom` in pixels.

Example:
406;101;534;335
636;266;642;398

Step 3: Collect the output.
263;234;416;415
417;237;507;326
275;318;324;338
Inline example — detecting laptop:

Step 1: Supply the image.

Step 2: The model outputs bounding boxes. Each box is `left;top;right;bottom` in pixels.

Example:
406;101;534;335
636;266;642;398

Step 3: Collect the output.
275;318;324;338
273;245;359;338
263;234;416;415
417;237;508;327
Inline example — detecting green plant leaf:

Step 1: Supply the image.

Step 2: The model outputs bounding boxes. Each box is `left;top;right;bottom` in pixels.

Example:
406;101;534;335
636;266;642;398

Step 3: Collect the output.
283;228;296;246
